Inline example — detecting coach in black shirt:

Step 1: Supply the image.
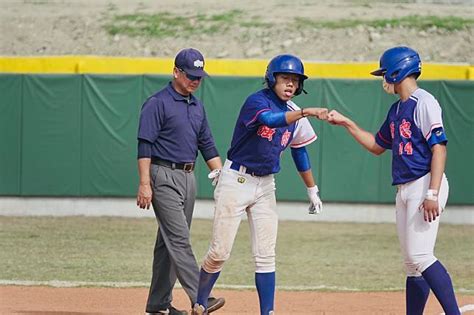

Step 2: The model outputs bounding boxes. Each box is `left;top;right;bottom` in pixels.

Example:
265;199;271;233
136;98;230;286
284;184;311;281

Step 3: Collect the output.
137;48;224;315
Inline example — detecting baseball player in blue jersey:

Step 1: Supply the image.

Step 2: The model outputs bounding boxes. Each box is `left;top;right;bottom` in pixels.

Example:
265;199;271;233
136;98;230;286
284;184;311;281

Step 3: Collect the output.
192;54;328;315
327;46;460;315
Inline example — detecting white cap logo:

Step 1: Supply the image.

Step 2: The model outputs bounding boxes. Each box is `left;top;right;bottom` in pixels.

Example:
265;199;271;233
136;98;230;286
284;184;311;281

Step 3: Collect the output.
194;60;204;68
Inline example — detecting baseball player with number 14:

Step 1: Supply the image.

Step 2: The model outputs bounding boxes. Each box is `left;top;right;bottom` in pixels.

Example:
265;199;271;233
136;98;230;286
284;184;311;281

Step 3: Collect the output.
327;46;460;315
192;54;328;315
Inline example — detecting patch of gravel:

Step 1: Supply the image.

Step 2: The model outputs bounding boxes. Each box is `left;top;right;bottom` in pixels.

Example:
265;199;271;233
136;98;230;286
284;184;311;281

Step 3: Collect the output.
1;0;473;63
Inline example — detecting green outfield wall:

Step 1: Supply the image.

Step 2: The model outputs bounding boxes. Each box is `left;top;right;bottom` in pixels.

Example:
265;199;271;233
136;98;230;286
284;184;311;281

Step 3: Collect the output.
1;74;472;204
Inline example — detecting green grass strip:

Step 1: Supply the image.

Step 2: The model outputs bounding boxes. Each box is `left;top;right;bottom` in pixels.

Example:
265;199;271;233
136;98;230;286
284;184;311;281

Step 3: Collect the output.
1;216;473;292
294;15;474;31
104;10;247;38
104;12;473;39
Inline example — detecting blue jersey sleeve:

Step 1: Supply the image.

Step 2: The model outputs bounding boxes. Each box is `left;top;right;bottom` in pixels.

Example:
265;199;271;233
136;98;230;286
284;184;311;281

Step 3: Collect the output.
241;93;271;129
375;115;392;150
137;96;163;143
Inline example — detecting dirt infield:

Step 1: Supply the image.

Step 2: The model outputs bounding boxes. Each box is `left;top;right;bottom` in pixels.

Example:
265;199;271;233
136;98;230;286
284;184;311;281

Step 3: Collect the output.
1;286;473;314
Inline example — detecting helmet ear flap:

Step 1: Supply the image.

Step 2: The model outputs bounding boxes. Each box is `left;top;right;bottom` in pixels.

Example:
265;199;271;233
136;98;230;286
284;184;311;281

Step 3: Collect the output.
294;80;305;96
385;69;400;82
264;67;276;89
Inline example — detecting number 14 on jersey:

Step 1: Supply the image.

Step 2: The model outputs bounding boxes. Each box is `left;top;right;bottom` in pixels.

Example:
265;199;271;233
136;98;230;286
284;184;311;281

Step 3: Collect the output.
399;142;413;155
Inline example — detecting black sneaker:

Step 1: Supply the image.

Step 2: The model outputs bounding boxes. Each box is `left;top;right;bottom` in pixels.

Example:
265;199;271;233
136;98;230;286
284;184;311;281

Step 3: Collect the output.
207;297;225;313
146;306;188;315
169;306;188;315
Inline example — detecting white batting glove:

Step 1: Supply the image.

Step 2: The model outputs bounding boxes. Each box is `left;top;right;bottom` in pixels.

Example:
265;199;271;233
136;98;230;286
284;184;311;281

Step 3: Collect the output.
208;169;221;186
307;185;322;214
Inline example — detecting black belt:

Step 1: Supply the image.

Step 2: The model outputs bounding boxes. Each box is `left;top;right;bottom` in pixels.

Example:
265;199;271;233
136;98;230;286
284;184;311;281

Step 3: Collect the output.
151;157;195;172
230;161;264;177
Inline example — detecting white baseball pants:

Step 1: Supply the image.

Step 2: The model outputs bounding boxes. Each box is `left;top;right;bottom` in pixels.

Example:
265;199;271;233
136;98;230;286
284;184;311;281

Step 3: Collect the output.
396;172;449;276
202;159;278;273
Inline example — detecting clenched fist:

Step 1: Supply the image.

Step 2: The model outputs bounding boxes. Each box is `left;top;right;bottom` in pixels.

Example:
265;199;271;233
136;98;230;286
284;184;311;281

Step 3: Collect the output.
305;107;329;120
327;110;349;125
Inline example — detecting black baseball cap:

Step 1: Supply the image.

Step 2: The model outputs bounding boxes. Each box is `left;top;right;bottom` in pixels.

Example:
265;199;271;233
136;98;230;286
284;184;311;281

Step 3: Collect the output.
174;48;208;77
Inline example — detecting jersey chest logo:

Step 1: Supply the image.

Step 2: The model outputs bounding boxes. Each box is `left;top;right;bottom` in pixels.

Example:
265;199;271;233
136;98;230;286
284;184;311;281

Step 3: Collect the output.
399;119;412;139
281;130;291;147
257;125;276;141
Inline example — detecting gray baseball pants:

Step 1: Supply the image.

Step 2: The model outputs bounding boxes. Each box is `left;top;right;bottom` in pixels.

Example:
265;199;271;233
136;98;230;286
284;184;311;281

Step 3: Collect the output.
146;164;199;312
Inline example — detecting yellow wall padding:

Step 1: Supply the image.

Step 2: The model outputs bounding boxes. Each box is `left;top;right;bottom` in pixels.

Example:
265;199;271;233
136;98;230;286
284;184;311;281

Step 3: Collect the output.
0;56;471;80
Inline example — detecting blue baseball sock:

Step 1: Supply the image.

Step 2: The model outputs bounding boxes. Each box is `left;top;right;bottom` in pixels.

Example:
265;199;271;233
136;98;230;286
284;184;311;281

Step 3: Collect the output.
422;260;460;315
255;272;275;315
196;268;220;309
406;276;430;315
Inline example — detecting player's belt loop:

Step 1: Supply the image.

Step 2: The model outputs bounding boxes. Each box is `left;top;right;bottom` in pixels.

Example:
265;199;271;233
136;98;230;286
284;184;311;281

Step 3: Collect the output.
230;161;258;177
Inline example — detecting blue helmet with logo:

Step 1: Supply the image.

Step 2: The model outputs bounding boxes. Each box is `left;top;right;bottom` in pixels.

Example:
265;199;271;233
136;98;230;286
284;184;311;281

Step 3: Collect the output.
371;46;421;84
265;54;308;95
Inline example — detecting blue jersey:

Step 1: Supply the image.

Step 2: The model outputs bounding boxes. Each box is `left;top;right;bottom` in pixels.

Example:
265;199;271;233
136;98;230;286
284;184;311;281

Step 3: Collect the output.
227;88;316;176
375;89;448;185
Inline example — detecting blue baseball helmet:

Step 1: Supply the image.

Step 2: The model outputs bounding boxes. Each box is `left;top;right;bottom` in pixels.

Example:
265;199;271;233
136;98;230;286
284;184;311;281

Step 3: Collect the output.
265;54;308;95
371;46;421;84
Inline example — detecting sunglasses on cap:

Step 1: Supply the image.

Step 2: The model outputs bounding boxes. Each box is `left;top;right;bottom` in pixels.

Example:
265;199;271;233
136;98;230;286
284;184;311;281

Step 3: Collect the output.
177;68;202;81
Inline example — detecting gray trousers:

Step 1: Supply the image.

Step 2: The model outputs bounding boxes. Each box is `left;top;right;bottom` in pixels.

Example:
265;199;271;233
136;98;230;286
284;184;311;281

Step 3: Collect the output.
146;164;199;312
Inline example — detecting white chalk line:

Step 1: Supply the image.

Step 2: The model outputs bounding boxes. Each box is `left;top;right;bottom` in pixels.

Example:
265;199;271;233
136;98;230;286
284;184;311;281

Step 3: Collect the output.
0;279;472;294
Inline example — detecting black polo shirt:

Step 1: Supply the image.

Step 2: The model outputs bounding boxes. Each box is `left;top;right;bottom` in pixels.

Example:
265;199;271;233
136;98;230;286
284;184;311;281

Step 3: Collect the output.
138;83;218;163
